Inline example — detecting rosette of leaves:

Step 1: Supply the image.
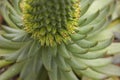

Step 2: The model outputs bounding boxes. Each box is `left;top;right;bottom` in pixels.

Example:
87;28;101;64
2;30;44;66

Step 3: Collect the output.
0;0;120;80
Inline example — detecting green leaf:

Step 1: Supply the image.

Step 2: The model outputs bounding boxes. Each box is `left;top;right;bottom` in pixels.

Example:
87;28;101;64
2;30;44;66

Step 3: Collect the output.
42;47;52;71
58;43;71;59
67;44;88;54
76;68;107;79
106;43;120;55
93;64;120;76
77;57;112;67
74;50;106;59
0;62;24;80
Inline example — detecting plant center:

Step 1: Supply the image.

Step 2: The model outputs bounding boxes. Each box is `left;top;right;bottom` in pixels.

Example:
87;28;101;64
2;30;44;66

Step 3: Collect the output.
22;0;80;46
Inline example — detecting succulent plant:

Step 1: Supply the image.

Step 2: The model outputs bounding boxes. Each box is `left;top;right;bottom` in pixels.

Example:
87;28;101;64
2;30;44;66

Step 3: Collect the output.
0;0;120;80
